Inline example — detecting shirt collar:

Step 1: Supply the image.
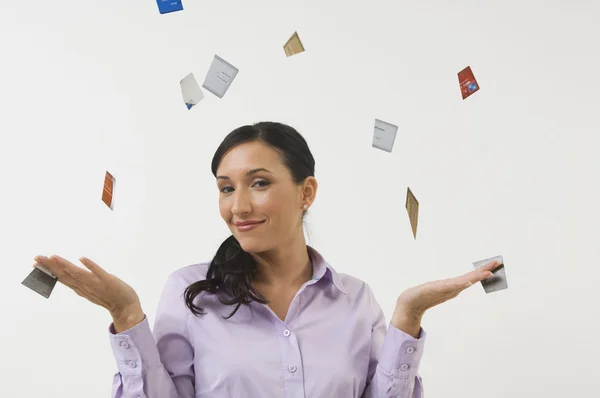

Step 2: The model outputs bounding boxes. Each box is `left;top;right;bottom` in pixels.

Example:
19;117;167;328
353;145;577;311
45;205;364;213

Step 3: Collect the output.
307;245;347;295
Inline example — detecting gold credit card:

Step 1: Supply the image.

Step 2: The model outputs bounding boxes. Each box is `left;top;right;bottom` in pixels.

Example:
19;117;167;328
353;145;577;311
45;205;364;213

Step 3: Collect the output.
405;187;419;239
284;31;305;57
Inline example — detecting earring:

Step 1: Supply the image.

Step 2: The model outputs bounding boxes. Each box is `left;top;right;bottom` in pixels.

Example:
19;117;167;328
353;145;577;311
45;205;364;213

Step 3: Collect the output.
303;204;308;210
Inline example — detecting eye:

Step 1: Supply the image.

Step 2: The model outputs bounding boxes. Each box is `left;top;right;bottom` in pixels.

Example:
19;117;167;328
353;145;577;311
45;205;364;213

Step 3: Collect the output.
220;186;234;193
253;179;271;188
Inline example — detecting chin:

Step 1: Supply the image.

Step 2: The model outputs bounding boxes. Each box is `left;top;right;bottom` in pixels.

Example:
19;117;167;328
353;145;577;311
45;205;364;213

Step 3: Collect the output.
235;235;273;254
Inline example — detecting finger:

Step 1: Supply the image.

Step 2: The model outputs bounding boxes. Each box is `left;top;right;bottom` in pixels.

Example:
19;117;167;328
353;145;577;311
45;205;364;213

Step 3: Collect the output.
79;257;109;279
480;260;503;273
49;255;97;285
34;255;60;277
462;261;501;284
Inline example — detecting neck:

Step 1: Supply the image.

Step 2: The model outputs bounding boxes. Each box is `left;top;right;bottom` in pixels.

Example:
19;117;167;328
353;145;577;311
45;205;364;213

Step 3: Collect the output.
251;236;312;289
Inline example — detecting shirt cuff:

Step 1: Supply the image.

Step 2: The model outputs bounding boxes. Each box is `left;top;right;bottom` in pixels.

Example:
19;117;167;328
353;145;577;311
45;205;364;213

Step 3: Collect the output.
377;323;427;377
108;315;162;375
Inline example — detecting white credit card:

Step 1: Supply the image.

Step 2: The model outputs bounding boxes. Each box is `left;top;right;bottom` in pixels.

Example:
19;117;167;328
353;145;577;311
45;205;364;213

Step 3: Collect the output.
202;55;239;98
372;119;398;153
180;73;204;109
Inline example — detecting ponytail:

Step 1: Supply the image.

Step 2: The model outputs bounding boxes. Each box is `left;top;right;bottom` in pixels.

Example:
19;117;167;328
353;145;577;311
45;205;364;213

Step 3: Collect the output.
183;235;268;319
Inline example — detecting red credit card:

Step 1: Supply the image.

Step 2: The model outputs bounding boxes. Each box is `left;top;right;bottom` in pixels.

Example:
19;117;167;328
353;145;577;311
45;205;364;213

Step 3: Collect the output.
457;66;479;99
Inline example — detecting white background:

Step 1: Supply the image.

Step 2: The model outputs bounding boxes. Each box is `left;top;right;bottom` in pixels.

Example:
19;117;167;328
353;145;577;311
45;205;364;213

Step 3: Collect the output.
1;0;599;396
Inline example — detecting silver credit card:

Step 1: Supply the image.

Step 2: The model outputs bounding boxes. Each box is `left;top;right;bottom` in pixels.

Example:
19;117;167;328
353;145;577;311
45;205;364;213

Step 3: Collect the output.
473;255;507;293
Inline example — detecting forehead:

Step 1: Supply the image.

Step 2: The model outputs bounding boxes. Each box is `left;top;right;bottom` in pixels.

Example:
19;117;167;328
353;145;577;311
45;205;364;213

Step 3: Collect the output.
217;141;285;175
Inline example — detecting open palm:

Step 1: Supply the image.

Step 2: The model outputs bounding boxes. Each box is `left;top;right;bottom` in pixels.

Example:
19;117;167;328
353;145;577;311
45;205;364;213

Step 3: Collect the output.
397;260;502;317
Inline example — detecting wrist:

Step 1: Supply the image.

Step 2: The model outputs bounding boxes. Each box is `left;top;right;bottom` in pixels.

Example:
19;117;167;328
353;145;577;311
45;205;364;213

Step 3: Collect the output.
391;306;422;339
111;305;144;333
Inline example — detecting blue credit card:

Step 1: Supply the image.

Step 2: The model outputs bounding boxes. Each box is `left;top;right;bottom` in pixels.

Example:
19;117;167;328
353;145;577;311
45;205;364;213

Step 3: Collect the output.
156;0;183;14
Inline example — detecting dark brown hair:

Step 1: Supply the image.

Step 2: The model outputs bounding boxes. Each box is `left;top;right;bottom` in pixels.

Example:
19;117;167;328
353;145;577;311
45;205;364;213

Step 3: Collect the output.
183;122;316;319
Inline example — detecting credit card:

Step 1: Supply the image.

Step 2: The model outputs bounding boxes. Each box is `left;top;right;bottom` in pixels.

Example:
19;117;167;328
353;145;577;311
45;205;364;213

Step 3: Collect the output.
22;265;58;299
180;73;204;109
202;55;239;99
284;32;305;57
457;66;480;99
372;119;398;153
473;255;508;293
156;0;183;14
405;187;419;239
102;171;115;210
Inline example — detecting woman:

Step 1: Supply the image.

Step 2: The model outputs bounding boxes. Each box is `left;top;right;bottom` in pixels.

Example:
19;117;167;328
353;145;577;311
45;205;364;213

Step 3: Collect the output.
33;122;500;398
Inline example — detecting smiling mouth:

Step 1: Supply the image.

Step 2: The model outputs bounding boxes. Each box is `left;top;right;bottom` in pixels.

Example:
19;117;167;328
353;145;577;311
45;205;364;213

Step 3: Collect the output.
234;220;266;231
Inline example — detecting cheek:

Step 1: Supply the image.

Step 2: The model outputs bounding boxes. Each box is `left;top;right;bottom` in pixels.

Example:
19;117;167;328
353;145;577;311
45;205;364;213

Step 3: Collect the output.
219;200;230;220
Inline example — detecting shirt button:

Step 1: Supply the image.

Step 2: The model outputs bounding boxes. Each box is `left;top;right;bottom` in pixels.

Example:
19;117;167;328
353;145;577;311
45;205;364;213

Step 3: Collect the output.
128;361;137;368
283;329;291;337
400;364;409;371
288;365;297;373
120;341;130;349
406;347;415;354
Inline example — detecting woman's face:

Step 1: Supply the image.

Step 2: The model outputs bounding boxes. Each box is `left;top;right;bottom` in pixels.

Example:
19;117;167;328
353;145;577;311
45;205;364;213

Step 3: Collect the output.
215;141;313;253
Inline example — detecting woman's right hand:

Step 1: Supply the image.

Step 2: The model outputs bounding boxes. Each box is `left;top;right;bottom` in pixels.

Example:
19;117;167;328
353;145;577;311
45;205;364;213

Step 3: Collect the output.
33;255;144;330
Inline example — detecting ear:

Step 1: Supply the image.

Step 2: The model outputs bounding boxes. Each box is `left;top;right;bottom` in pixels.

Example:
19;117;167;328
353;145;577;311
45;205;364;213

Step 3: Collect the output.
301;176;318;207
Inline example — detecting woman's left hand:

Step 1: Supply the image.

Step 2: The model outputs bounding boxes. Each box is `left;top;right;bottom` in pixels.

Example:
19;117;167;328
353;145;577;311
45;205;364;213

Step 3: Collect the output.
390;259;503;337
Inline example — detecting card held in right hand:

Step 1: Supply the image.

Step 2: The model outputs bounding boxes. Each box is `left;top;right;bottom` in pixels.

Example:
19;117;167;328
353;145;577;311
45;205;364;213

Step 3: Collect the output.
22;265;58;299
473;255;508;293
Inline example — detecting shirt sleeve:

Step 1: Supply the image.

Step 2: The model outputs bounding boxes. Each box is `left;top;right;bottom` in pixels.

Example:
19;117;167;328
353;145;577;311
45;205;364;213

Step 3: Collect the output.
109;272;195;398
362;284;426;398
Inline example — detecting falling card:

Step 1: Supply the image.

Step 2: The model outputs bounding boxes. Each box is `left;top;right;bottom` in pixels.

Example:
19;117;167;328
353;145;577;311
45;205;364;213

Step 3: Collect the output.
458;66;480;100
405;187;419;239
102;171;115;210
284;32;305;57
473;255;508;293
180;73;204;109
202;55;239;99
22;265;58;298
372;119;398;153
156;0;183;14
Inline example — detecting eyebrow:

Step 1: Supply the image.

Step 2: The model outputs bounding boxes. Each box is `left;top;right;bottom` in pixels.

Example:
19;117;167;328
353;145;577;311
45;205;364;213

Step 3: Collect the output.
216;168;273;180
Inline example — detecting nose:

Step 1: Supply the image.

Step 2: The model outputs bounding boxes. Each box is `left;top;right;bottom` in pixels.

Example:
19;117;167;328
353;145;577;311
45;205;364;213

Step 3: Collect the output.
231;191;252;216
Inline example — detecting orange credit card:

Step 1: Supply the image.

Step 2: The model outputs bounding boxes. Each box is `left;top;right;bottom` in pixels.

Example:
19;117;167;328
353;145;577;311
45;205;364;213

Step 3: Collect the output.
457;66;479;99
102;171;115;210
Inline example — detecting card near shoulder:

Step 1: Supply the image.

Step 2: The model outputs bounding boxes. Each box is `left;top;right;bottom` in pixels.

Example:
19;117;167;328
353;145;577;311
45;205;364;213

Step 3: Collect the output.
156;0;183;14
372;119;398;153
473;255;507;293
202;55;239;99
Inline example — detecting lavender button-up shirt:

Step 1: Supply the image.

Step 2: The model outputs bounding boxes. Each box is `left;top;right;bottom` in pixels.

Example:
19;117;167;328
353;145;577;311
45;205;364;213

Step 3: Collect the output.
109;246;426;398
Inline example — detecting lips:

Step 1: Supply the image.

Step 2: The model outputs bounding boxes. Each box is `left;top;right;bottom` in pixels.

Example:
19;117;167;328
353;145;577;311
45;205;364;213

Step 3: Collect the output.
234;220;265;232
234;221;264;226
